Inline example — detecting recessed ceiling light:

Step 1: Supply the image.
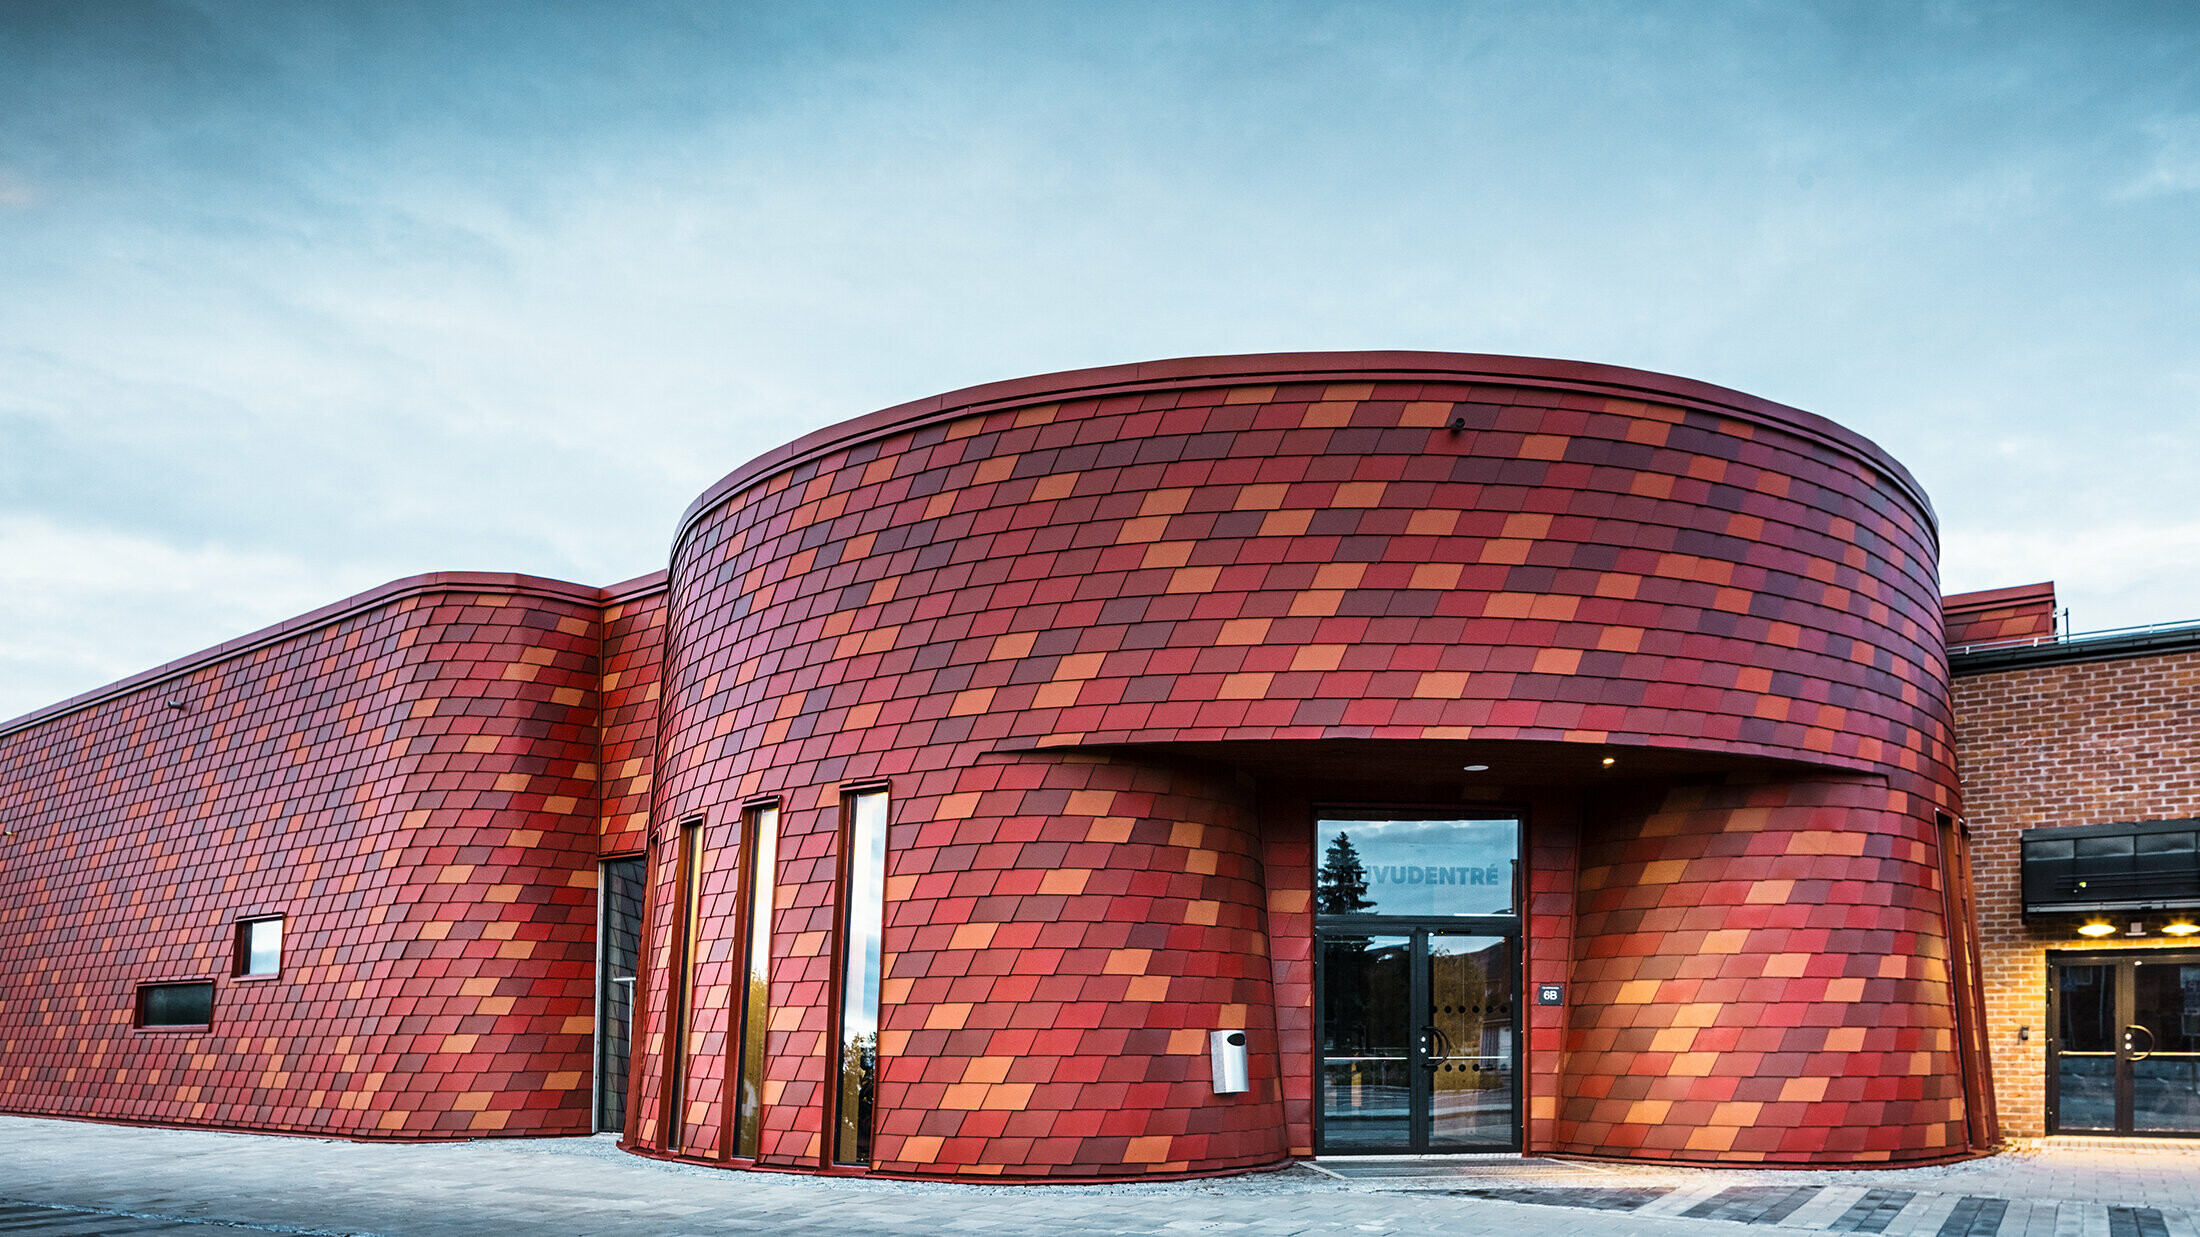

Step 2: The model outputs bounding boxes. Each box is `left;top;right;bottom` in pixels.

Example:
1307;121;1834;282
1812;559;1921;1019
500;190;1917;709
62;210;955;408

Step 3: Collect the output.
1463;764;1489;772
1600;756;1616;767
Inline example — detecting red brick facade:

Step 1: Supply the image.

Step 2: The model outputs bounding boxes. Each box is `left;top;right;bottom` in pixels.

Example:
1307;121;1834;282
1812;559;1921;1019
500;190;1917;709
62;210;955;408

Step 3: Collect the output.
1953;643;2200;1138
1;353;1998;1175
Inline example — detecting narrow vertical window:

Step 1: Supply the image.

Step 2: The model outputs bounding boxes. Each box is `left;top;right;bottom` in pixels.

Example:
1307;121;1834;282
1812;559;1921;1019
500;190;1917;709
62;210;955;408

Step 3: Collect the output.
834;788;888;1166
665;817;704;1151
734;802;777;1158
595;856;646;1133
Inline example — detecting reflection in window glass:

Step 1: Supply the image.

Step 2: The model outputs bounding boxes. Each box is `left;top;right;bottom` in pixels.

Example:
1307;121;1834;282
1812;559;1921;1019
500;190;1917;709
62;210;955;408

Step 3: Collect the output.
2131;962;2200;1133
138;981;214;1027
2056;963;2114;1131
2059;964;2112;1051
836;789;888;1166
1315;815;1520;917
1319;935;1410;1150
736;804;778;1158
595;857;645;1132
667;818;704;1151
239;917;282;977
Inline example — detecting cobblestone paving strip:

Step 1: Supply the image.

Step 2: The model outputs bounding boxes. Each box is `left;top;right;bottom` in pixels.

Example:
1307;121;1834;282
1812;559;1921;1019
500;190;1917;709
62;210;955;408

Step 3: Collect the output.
1441;1187;1673;1211
1684;1187;1830;1225
1935;1197;2010;1237
1825;1191;1919;1235
20;1118;2200;1237
1779;1186;1873;1229
1887;1192;1966;1237
2109;1207;2172;1237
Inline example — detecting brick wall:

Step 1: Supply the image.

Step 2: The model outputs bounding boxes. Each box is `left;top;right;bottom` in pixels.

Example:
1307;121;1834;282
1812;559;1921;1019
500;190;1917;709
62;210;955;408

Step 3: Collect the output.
1954;647;2200;1137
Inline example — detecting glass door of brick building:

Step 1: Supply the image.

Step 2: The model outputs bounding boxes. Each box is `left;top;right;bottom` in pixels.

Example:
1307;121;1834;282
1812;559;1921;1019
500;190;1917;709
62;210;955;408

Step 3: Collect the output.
2048;952;2200;1136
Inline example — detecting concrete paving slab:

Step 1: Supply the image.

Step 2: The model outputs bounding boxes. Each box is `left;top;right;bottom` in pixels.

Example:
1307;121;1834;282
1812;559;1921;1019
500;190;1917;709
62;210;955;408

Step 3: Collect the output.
1783;1185;1874;1229
11;1117;2200;1237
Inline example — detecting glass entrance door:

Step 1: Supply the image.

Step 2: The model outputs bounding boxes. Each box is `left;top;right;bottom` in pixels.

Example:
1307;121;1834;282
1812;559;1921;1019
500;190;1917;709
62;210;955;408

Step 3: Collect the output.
1427;933;1516;1148
1319;929;1516;1152
2049;952;2200;1135
595;856;645;1132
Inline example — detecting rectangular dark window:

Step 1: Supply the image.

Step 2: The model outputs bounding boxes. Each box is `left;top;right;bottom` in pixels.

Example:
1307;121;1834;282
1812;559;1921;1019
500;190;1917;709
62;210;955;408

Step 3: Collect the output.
834;788;888;1166
235;916;282;978
734;802;778;1158
136;981;213;1028
2022;818;2200;915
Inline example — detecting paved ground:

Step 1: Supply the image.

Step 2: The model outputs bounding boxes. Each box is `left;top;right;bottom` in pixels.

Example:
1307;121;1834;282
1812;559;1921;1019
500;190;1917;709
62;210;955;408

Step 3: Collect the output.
5;1116;2200;1236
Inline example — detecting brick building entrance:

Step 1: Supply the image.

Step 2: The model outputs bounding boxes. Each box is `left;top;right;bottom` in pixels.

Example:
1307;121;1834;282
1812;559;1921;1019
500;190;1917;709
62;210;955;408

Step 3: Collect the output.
1951;585;2200;1141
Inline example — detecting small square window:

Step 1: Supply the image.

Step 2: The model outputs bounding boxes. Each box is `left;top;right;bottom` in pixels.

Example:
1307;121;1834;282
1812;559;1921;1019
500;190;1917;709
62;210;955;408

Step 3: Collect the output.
237;916;282;978
136;981;213;1028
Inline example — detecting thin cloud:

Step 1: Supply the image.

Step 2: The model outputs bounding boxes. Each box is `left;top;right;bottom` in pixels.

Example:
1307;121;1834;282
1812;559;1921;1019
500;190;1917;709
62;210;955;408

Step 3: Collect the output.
1;1;2197;720
0;515;387;724
2119;115;2200;199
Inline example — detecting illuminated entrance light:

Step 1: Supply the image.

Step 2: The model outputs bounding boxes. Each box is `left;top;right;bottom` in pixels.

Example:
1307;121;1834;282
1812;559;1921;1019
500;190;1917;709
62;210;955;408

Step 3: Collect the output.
2078;922;2117;937
1462;764;1489;772
2165;923;2200;936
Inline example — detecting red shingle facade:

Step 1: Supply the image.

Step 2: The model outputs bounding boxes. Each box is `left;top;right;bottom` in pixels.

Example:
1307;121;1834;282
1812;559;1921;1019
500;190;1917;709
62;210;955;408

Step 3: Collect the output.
1945;584;2057;651
0;574;621;1137
0;353;2000;1174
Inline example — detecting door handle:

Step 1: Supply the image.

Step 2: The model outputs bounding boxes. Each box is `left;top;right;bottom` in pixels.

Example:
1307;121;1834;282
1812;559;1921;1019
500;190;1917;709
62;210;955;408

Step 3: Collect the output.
2127;1024;2157;1061
1420;1025;1455;1067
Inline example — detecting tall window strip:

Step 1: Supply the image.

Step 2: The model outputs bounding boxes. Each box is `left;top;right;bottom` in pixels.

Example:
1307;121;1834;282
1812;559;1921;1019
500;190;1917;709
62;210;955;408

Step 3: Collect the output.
733;802;778;1159
594;856;646;1134
665;818;704;1152
834;788;889;1166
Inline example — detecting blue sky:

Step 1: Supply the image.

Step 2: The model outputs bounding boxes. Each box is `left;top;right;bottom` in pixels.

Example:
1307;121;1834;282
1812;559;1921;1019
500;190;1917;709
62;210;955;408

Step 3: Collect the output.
4;1;2197;721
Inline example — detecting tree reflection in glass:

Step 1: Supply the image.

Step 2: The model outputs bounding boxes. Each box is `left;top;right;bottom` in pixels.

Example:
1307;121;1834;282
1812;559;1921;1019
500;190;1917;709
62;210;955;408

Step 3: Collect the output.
736;804;777;1158
835;790;888;1165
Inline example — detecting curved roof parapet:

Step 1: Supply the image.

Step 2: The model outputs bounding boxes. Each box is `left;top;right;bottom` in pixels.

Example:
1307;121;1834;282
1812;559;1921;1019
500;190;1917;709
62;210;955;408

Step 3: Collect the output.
0;569;665;738
676;351;1935;554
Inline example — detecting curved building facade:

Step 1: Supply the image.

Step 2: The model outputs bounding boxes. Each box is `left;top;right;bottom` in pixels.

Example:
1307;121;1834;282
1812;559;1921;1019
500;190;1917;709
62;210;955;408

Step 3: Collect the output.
0;353;1993;1177
634;353;1984;1173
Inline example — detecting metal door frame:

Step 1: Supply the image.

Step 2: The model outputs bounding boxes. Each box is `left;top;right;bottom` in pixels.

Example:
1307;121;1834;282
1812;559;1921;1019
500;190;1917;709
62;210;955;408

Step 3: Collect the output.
2046;949;2200;1138
1313;918;1522;1154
